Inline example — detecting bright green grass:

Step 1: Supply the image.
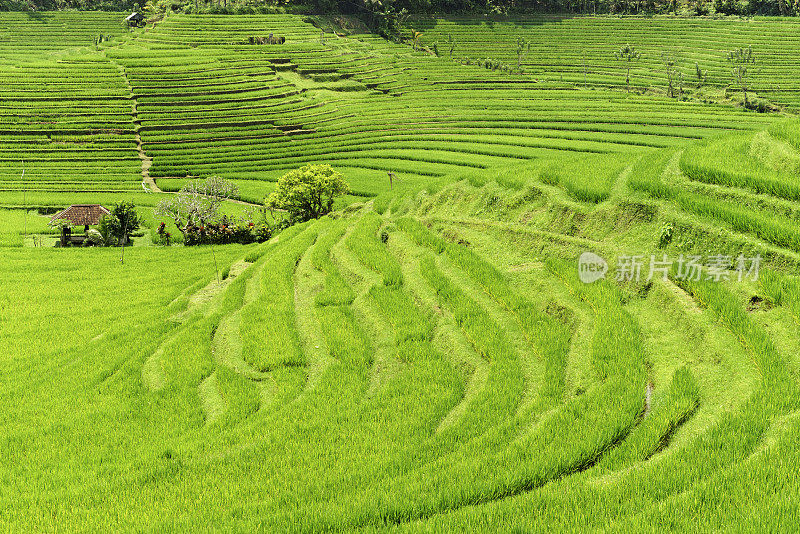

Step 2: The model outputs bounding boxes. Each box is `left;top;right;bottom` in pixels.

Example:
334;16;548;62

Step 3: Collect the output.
3;12;800;533
0;209;56;247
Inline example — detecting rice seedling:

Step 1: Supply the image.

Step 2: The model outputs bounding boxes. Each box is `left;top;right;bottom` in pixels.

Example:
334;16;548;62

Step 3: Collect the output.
681;135;800;202
540;152;629;203
346;212;403;287
311;219;355;306
239;222;320;371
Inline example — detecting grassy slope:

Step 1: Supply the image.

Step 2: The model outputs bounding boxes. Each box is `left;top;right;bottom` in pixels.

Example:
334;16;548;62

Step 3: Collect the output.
2;12;800;531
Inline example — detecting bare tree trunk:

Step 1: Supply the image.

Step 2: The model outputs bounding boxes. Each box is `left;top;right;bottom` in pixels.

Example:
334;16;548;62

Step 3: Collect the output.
739;72;748;107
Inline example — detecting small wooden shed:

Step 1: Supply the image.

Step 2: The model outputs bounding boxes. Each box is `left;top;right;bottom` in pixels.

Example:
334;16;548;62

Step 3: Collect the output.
125;12;145;28
51;204;110;246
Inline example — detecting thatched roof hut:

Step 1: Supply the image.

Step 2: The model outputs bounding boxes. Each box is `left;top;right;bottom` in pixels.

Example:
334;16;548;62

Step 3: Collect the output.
51;205;110;228
51;205;110;246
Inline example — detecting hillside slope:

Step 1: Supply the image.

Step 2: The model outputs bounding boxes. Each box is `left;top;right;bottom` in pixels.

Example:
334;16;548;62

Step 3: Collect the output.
0;12;776;206
1;13;800;531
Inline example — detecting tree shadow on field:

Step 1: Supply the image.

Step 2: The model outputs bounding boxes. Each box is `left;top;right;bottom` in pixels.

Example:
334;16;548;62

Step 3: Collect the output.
23;11;48;23
409;13;576;31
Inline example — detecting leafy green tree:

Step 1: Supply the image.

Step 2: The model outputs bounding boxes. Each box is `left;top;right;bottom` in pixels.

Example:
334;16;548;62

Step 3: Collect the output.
728;45;756;107
107;201;140;245
614;44;641;93
267;164;349;223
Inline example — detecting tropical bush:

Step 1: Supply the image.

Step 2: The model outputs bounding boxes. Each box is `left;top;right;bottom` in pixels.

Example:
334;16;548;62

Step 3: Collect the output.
182;216;272;246
85;229;105;246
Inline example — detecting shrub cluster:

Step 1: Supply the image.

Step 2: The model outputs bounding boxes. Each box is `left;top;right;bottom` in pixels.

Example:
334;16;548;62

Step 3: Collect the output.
182;216;272;246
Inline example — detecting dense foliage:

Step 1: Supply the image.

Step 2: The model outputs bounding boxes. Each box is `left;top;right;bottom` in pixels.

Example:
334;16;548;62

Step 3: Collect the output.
2;0;799;19
106;201;141;244
0;0;138;11
182;216;272;245
154;177;271;245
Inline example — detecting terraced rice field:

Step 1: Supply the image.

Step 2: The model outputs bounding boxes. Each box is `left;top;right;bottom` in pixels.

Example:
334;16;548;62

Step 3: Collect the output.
410;15;800;109
116;14;779;199
3;11;800;531
1;12;778;205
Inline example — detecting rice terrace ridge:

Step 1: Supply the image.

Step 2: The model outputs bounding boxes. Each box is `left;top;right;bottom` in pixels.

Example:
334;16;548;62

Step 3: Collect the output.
2;0;800;530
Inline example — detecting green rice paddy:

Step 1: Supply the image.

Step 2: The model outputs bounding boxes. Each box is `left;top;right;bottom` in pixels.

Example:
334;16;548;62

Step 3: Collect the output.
2;11;800;531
